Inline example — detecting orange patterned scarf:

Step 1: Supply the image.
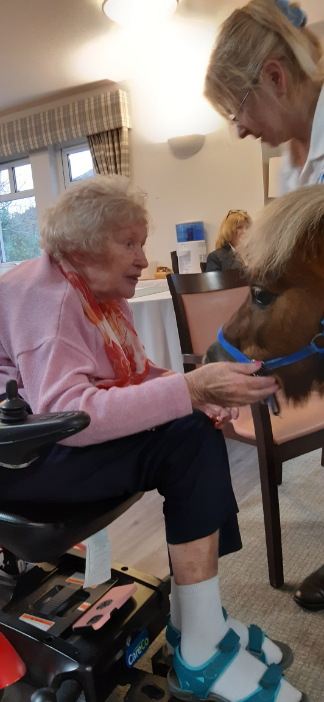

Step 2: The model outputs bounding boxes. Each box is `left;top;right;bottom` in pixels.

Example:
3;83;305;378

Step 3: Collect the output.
58;258;150;388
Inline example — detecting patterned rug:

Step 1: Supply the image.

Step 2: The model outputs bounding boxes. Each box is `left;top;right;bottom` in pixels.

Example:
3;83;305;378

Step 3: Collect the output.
107;448;324;702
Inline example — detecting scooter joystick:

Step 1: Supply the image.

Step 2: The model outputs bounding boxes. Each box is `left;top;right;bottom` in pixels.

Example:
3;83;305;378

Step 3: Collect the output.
31;688;57;702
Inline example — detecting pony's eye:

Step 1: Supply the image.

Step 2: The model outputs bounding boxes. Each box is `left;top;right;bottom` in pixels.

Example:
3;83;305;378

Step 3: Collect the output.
251;287;275;308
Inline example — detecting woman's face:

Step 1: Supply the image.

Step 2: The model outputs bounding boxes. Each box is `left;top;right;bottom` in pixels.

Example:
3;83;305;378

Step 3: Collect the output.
236;88;292;146
232;221;247;247
70;222;148;301
236;221;247;237
234;63;295;147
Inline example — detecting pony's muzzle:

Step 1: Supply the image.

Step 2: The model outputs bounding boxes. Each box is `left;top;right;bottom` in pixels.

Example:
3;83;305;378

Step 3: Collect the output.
204;339;235;365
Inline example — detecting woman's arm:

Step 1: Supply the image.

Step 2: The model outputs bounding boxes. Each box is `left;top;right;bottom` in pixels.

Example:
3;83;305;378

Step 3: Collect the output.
17;336;193;446
18;335;277;447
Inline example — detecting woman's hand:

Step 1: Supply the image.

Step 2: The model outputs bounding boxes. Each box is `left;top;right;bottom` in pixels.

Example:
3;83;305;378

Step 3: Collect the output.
195;403;239;429
184;361;279;408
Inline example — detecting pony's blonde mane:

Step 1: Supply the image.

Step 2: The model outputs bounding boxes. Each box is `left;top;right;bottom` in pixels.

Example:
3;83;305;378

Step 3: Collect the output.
237;184;324;279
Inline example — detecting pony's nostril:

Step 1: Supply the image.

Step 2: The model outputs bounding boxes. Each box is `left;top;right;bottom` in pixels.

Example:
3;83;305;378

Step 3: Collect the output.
205;340;234;364
205;342;218;363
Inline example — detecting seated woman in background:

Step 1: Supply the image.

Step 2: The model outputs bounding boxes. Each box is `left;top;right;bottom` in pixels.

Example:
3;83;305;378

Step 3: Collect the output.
206;209;251;272
0;176;306;702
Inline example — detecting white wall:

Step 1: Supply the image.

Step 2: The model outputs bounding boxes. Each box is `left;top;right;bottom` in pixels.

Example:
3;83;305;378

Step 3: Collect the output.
131;125;264;268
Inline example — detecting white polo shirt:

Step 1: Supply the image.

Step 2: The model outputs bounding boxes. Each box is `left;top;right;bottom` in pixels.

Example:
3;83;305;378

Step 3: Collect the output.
279;83;324;194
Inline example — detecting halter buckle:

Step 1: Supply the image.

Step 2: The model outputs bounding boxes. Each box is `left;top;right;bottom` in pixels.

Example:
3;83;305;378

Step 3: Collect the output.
251;360;268;376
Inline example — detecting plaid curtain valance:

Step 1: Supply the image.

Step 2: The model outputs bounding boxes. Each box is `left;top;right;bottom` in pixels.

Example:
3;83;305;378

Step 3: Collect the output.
87;128;130;177
0;89;131;158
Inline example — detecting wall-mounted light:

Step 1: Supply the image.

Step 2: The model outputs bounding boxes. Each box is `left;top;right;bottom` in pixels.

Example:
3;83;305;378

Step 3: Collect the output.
168;134;205;159
102;0;178;26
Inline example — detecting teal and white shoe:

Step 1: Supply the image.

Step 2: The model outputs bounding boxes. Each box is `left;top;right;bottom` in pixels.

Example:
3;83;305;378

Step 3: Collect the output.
164;611;293;670
167;630;309;702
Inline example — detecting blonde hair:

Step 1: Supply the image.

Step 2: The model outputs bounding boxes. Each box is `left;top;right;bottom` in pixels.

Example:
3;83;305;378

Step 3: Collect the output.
237;184;324;280
216;210;252;248
204;0;324;120
40;175;148;260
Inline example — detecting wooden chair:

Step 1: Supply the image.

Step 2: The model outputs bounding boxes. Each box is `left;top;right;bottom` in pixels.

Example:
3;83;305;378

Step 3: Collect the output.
167;270;324;588
170;251;179;274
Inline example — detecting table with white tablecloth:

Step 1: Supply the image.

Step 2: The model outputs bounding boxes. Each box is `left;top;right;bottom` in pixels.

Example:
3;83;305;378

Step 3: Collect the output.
129;287;183;374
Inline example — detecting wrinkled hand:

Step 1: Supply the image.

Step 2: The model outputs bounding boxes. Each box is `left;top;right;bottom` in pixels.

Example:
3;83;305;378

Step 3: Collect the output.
195;403;239;429
184;361;279;408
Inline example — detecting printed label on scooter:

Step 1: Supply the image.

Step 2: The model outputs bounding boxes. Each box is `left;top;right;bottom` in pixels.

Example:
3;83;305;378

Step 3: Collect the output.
20;613;54;631
65;572;97;589
66;572;85;585
126;630;149;668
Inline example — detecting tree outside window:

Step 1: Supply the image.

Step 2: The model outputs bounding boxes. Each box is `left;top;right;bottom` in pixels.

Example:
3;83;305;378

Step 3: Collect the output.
0;162;41;262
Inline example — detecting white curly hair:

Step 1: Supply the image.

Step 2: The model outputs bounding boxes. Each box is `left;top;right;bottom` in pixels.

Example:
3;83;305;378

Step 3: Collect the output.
40;175;149;260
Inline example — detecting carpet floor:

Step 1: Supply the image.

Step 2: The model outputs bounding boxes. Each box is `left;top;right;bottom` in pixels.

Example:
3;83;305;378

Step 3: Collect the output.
107;447;324;702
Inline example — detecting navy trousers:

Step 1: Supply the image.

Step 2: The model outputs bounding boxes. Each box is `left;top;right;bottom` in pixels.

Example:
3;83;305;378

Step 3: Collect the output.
0;409;241;556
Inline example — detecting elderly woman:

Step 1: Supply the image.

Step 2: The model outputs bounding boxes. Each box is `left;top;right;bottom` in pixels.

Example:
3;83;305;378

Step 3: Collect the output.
204;0;324;614
206;210;251;273
0;176;304;702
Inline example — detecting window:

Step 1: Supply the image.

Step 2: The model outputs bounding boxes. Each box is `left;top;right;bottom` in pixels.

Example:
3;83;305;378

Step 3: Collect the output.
0;160;41;262
61;144;94;188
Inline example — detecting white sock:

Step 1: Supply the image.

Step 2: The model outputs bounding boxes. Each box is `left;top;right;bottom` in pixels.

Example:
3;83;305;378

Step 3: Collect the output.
177;575;302;702
178;575;228;667
170;578;283;666
227;616;283;666
170;575;181;632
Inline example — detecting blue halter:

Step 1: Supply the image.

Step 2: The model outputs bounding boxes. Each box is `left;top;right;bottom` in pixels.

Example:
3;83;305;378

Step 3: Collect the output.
217;320;324;416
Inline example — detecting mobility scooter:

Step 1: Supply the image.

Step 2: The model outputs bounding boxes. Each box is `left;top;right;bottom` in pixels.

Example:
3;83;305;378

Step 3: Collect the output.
0;380;172;702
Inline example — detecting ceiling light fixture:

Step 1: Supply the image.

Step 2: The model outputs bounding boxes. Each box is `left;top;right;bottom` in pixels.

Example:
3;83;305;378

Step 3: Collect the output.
102;0;178;26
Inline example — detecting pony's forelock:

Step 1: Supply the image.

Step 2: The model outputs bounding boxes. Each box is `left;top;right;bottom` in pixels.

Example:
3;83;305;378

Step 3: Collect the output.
237;184;324;281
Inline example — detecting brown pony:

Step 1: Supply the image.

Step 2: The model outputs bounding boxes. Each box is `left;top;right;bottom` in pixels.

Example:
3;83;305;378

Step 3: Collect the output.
205;185;324;403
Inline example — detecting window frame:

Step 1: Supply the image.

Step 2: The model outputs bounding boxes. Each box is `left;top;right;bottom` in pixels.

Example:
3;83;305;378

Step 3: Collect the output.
61;142;94;189
0;157;34;203
0;157;39;263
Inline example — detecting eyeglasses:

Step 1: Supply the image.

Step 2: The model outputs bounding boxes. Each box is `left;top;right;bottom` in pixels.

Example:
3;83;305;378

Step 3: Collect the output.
230;78;259;127
226;210;248;219
230;88;252;126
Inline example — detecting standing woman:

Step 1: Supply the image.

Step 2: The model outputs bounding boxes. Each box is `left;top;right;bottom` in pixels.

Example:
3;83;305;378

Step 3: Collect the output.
206;209;251;272
204;0;324;611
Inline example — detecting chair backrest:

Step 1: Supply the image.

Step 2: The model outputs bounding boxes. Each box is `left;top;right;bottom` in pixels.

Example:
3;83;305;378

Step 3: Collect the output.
170;251;179;274
167;270;249;371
